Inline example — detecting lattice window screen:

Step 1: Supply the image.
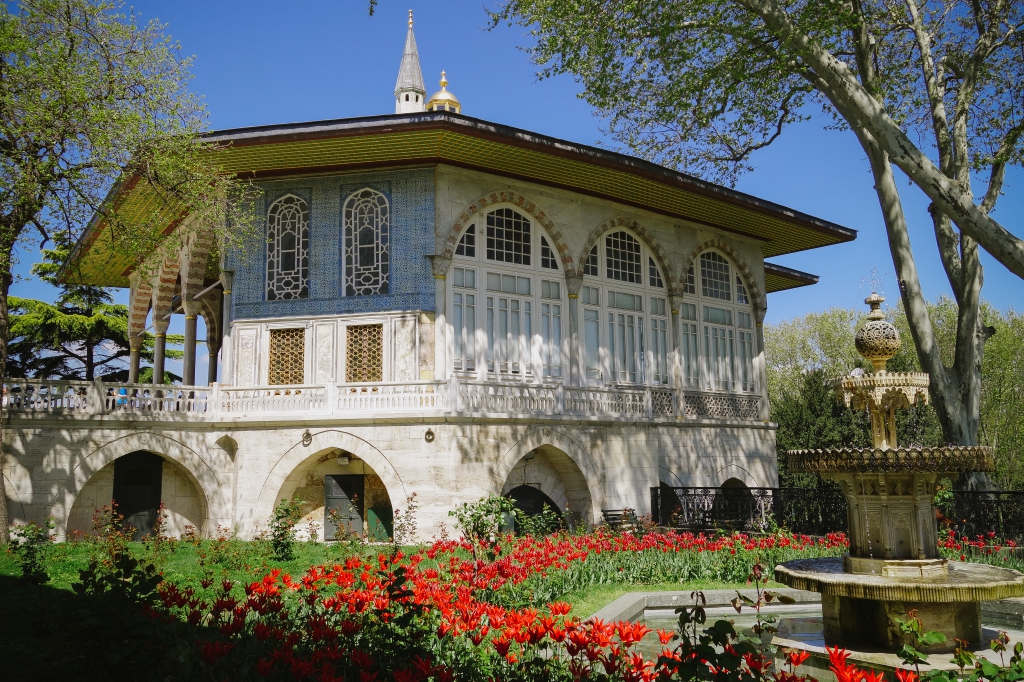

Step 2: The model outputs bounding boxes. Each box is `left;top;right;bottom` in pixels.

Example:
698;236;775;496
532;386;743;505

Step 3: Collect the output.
266;195;310;301
344;188;390;296
268;328;306;385
346;324;384;382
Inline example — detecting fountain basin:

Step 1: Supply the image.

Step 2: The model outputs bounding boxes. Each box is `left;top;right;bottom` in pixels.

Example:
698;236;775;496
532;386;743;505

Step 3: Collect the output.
776;557;1024;651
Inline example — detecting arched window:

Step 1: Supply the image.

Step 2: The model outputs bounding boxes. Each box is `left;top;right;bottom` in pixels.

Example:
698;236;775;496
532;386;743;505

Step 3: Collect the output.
581;230;669;386
682;251;756;392
450;206;563;379
266;195;309;301
344;189;389;296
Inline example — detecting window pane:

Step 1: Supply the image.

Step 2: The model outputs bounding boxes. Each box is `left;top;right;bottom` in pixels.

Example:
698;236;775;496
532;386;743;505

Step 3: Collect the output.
486;208;531;265
266;195;310;301
540;236;558;270
584;309;600;380
455;224;476;257
584;246;598;276
344;188;390;296
681;321;699;387
649;257;664;288
605;231;642;283
700;251;731;301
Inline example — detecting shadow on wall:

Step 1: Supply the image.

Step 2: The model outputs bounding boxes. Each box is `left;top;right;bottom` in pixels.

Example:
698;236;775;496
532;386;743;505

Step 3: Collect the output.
66;451;207;539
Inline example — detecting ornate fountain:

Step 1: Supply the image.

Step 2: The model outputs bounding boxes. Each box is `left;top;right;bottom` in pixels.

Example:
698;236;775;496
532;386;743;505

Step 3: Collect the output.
775;293;1024;652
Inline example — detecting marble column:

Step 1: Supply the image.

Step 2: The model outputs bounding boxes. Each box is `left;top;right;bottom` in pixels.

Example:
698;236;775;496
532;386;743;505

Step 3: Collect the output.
564;273;583;386
152;319;168;385
182;302;199;386
207;338;220;385
668;291;685;412
219;271;234;385
128;335;143;383
427;255;451;380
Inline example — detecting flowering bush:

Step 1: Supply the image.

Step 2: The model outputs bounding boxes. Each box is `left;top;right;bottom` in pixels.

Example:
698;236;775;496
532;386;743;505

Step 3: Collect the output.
139;530;847;681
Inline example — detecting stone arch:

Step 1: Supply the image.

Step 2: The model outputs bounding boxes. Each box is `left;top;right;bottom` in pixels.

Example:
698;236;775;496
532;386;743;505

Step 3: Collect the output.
711;462;755;488
253;430;408;535
442;190;575;273
149;256;181;334
178;224;216;301
51;432;226;539
681;238;764;316
578;216;678;291
492;427;603;526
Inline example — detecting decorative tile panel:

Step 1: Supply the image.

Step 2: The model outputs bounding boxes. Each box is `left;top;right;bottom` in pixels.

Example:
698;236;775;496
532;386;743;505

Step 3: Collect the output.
226;169;435;322
392;317;417;381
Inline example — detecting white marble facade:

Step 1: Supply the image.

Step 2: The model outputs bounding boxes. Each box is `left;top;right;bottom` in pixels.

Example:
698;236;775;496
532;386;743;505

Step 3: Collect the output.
2;164;782;541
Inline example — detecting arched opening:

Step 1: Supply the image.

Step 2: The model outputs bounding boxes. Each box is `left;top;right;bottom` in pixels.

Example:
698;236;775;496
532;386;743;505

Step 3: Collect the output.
710;477;756;530
499;445;593;527
276;449;395;542
67;450;206;540
506;485;560;516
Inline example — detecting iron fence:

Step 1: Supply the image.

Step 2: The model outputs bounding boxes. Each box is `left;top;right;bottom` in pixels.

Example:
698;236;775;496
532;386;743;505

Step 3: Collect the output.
651;487;1024;541
941;491;1024;544
650;486;848;535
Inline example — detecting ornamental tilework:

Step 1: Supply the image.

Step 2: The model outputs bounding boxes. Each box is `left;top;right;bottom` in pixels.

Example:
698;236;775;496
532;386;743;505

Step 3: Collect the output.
226;169;436;322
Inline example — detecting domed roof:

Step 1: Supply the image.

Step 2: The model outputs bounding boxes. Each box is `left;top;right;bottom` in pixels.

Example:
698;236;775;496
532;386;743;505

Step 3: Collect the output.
426;71;461;113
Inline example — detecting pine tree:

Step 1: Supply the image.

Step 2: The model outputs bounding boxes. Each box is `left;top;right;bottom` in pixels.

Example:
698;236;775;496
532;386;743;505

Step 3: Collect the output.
7;232;181;381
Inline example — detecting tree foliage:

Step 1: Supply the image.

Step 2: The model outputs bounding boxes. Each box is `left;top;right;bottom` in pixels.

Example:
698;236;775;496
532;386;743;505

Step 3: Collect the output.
7;232;180;380
0;0;259;541
766;300;1024;489
492;0;1022;459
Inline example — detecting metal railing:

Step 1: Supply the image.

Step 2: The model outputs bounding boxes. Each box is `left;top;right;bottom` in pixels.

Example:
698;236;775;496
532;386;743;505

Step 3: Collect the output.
651;486;848;535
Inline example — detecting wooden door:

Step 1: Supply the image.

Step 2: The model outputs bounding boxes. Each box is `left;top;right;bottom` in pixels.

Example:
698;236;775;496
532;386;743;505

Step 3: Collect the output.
324;475;364;540
113;451;163;541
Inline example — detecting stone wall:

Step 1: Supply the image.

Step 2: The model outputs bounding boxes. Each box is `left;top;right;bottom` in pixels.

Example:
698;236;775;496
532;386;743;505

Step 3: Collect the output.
2;417;777;541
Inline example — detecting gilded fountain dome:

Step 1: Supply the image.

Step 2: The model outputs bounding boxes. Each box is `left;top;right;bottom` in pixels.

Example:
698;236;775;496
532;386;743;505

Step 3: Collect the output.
854;292;901;372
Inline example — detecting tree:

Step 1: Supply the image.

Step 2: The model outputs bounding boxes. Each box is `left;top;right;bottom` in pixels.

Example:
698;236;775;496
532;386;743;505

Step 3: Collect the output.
7;232;181;381
0;0;258;542
493;0;1023;479
766;300;1024;488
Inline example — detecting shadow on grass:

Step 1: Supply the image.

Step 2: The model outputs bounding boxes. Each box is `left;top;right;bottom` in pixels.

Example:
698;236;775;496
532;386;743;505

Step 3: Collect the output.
0;575;192;682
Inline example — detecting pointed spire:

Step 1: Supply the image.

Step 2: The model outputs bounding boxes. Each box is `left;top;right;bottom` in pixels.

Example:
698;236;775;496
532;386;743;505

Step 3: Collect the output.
394;9;425;107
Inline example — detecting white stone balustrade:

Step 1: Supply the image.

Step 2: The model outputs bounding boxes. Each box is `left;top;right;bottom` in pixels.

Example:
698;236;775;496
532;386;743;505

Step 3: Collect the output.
1;377;760;421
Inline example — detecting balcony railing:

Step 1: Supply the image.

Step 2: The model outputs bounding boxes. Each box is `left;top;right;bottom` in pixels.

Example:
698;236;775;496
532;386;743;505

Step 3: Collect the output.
2;377;760;422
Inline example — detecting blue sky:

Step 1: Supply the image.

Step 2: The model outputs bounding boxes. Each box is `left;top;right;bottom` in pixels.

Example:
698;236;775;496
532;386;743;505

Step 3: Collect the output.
12;1;1022;378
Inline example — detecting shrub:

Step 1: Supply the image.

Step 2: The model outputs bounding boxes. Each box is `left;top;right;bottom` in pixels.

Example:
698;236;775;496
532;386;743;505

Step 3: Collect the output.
9;517;55;584
268;496;303;561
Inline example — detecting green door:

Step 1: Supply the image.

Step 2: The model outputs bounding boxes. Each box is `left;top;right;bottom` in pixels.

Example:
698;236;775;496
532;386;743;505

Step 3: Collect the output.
367;507;393;541
325;475;364;540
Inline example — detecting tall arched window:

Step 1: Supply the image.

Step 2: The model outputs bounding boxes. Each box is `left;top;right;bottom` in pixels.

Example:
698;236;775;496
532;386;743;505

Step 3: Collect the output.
450;206;562;379
580;230;668;386
344;189;390;296
681;251;756;392
266;195;309;301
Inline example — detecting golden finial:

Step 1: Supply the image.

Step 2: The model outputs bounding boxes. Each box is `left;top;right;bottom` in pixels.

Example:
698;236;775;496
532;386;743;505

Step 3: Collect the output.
408;9;413;27
439;71;448;89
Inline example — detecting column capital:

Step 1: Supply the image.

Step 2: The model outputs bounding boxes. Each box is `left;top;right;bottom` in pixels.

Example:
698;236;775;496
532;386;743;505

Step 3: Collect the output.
426;255;452;279
564;272;583;297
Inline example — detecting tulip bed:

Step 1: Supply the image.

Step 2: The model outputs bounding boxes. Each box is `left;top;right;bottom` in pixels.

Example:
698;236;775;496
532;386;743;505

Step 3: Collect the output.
142;530;849;681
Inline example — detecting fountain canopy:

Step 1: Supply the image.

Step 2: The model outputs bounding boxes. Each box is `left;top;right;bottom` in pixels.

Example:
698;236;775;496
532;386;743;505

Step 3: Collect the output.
775;294;1021;652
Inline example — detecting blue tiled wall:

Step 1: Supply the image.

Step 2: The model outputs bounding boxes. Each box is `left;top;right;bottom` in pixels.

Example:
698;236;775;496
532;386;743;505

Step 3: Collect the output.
226;168;436;321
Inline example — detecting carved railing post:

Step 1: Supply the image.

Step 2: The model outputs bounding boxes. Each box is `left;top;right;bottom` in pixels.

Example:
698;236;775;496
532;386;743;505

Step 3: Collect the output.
326;381;337;416
87;378;106;415
447;373;459;414
209;382;221;417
